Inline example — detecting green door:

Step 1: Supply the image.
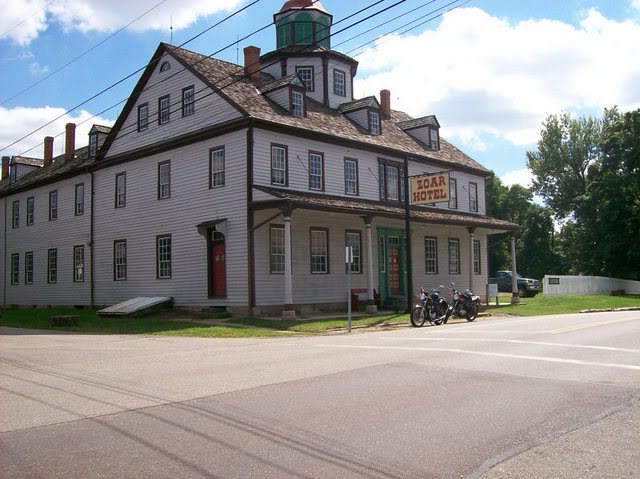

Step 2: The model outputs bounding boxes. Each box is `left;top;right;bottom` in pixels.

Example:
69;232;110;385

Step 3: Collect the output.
377;228;407;305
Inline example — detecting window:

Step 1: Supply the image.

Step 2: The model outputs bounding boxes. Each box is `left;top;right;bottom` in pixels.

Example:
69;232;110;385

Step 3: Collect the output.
425;237;438;274
473;239;481;275
160;61;171;72
448;239;460;275
158;161;171;199
291;90;304;117
277;17;291;48
75;183;84;216
12;200;19;228
379;161;404;202
26;197;34;226
49;190;57;221
158;95;170;125
344;158;358;195
47;249;57;283
308;151;324;191
469;182;478;212
316;16;330;48
449;178;458;209
209;147;225;188
345;231;362;274
295;66;314;92
156;235;171;279
429;127;439;149
310;228;329;274
11;253;19;285
333;69;346;97
369;110;381;135
270;225;285;274
114;240;127;281
182;86;195;117
74;246;84;282
115;173;126;208
271;144;288;186
294;13;313;45
89;133;98;158
25;252;33;285
138;103;149;131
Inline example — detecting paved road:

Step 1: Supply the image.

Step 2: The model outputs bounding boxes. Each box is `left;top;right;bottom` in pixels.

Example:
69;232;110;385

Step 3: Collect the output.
1;311;639;478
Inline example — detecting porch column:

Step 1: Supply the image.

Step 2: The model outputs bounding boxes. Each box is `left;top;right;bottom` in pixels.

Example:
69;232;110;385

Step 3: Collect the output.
365;218;377;314
283;214;296;319
511;236;520;305
468;227;475;292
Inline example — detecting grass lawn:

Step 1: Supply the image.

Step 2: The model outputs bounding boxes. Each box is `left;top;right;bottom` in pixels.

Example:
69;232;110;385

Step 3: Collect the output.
487;293;640;317
222;313;407;333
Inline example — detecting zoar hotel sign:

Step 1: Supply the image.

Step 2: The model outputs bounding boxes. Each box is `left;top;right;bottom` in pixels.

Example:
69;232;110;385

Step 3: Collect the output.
410;173;450;205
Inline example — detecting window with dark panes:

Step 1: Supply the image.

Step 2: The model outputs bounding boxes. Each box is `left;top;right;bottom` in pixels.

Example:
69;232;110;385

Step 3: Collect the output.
138;103;149;131
159;95;170;124
344;158;358;195
11;253;19;285
448;239;460;275
157;235;171;279
310;228;328;274
49;190;58;221
48;249;57;283
270;225;285;274
75;183;84;216
114;241;127;281
473;239;481;274
449;178;458;209
26;197;34;225
379;162;404;202
74;246;84;282
295;66;314;92
469;182;478;212
115;173;126;208
25;252;33;284
12;200;19;228
308;152;323;191
182;86;195;116
425;237;438;274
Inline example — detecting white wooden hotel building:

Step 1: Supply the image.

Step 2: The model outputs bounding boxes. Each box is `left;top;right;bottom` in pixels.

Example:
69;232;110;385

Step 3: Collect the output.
0;0;517;317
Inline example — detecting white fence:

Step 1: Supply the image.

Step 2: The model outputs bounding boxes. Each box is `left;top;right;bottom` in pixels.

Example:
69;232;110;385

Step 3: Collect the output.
543;275;640;296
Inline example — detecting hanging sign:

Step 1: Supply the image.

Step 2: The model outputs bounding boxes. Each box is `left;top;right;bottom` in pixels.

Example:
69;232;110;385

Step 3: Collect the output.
410;172;450;205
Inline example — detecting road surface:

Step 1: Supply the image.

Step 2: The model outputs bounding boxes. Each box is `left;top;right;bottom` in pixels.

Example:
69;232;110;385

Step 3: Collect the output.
1;311;639;478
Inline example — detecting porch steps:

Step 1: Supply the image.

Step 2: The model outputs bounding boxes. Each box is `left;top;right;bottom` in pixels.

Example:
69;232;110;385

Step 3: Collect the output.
98;297;173;317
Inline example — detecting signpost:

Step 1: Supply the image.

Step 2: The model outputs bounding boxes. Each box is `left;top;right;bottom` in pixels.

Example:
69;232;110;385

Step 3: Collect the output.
346;246;353;333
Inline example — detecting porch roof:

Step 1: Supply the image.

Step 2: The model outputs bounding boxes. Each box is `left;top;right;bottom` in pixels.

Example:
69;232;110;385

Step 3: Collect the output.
251;186;519;232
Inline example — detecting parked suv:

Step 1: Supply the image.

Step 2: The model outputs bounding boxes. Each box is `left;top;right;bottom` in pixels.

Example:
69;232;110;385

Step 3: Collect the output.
489;271;541;298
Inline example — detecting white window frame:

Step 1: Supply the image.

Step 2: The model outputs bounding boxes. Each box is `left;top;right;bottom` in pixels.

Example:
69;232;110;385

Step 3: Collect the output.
89;133;98;157
469;182;478;212
159;95;170;125
115;173;126;208
182;86;195;117
25;252;33;285
49;190;57;221
12;200;18;228
369;110;380;135
449;178;458;209
310;228;329;274
75;183;84;216
291;90;304;118
345;231;362;274
295;66;314;92
157;235;172;279
74;245;84;283
26;196;34;226
138;103;149;131
270;225;285;274
308;152;324;191
344;158;358;195
158;161;171;199
271;145;287;186
209;147;225;188
333;69;346;97
425;237;438;274
448;239;460;275
473;239;481;275
47;248;57;284
114;240;127;281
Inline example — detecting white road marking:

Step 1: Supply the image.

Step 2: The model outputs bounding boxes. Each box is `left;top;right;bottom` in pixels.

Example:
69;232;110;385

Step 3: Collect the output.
548;317;639;334
385;337;640;353
316;345;640;371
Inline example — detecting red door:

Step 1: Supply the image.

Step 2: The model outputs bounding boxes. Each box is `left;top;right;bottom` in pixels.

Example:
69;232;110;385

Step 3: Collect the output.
211;242;226;297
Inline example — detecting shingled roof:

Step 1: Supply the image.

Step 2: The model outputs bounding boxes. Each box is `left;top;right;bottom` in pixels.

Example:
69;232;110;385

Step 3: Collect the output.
91;124;112;134
252;186;518;231
259;73;304;94
11;156;44;167
397;115;440;130
338;96;380;113
169;45;489;175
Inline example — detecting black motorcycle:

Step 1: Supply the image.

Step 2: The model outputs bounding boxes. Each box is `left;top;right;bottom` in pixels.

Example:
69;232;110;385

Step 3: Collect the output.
443;282;480;323
410;286;448;327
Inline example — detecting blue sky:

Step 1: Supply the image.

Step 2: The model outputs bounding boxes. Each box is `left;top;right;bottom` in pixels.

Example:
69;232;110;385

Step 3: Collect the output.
1;0;639;185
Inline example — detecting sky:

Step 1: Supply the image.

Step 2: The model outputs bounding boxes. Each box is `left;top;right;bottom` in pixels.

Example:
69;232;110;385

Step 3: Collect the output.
1;0;640;188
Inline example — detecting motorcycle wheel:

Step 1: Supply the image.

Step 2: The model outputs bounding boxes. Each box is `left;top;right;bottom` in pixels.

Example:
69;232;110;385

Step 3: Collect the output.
410;306;427;327
466;304;479;322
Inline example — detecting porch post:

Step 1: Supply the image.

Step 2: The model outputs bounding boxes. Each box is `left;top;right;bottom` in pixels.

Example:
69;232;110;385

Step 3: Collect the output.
510;235;520;305
365;217;377;314
468;227;475;292
283;214;296;319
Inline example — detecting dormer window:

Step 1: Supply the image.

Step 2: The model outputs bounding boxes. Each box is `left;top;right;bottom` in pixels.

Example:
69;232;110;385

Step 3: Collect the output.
429;127;439;150
89;132;98;158
160;61;171;73
291;90;305;117
369;110;381;135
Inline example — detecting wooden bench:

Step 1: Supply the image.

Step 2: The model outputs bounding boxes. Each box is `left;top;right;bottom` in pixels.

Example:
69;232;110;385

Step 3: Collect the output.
350;289;381;312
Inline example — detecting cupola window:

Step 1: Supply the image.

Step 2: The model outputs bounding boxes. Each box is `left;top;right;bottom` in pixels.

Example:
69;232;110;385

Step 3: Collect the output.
277;17;292;48
317;16;330;48
295;13;313;45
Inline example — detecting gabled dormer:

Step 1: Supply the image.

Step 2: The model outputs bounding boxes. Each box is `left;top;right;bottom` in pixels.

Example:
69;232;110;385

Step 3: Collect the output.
339;96;382;135
9;156;43;183
88;124;112;159
260;74;307;118
397;116;440;150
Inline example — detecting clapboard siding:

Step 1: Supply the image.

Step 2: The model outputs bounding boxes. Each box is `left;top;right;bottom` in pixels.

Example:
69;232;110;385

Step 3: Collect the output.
4;172;92;305
94;129;248;307
0;197;5;304
254;208;488;306
284;57;323;105
253;129;486;215
344;109;369;130
265;88;290;112
106;53;244;158
327;59;353;108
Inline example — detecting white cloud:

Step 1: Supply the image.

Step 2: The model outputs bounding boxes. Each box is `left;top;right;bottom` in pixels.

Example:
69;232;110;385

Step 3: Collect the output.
501;168;533;188
29;61;49;75
633;0;640;10
0;106;115;158
0;0;244;45
354;7;640;148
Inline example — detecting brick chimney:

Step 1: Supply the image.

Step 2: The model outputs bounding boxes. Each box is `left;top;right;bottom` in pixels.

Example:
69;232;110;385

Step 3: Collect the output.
44;136;54;166
64;123;76;162
380;89;391;120
244;46;261;85
1;156;9;180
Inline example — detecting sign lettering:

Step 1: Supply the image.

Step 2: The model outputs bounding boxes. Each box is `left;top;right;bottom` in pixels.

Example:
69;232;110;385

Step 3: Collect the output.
410;173;450;206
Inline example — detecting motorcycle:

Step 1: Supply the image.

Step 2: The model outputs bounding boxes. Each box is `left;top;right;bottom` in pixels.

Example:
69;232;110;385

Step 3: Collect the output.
443;282;480;323
410;286;448;327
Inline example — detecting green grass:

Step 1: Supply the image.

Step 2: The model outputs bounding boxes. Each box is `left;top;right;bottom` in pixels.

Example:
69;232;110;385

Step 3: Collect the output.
487;294;640;316
223;313;407;333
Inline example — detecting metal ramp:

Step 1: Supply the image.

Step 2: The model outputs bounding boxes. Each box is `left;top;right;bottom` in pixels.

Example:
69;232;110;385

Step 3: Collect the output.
98;297;173;317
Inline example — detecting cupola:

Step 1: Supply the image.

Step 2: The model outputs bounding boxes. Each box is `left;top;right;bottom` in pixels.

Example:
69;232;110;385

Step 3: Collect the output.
275;0;332;50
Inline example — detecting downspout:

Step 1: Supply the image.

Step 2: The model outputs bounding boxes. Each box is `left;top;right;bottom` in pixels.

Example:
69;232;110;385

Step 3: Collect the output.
90;170;95;308
246;120;256;317
404;154;413;312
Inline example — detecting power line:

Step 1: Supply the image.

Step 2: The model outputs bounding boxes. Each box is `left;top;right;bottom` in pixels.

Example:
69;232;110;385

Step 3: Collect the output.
0;0;57;40
1;0;170;106
0;0;264;154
